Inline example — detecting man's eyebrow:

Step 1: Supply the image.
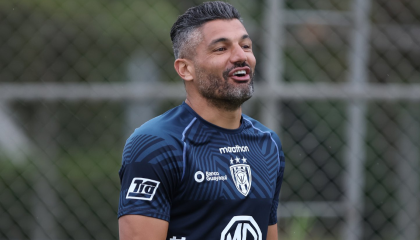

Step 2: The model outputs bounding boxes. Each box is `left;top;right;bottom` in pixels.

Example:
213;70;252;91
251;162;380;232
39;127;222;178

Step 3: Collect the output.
241;34;250;40
209;37;229;46
208;35;251;46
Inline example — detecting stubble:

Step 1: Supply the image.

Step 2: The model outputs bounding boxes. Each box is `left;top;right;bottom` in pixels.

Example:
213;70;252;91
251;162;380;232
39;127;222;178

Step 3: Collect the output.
196;63;254;111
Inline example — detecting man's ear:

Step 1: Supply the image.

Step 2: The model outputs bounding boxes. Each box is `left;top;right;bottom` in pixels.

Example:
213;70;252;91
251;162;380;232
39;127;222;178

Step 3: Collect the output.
174;59;194;81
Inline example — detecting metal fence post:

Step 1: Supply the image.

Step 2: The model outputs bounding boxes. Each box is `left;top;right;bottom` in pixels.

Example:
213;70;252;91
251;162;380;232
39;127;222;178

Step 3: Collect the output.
32;105;60;240
344;0;372;239
261;0;284;135
397;103;420;240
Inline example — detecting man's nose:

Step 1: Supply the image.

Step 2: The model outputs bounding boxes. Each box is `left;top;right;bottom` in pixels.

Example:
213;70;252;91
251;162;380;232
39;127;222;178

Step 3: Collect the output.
230;45;247;63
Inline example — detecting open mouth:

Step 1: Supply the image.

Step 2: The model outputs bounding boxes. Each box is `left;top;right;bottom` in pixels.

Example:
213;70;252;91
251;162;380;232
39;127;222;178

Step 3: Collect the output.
228;67;251;81
233;70;247;77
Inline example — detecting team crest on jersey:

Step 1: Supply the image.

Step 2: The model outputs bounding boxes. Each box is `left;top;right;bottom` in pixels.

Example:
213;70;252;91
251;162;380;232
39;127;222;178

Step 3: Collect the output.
229;156;252;196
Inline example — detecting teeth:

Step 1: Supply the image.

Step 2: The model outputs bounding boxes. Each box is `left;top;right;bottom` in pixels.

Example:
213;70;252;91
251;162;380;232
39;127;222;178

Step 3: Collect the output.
233;70;246;76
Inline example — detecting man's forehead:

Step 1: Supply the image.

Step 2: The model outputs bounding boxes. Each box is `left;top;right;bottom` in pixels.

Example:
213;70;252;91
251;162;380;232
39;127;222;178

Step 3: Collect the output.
200;19;249;44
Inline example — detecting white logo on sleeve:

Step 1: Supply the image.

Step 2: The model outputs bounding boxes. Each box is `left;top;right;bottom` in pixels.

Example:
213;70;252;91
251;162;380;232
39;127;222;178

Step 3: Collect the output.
169;237;186;240
220;216;262;240
126;178;160;201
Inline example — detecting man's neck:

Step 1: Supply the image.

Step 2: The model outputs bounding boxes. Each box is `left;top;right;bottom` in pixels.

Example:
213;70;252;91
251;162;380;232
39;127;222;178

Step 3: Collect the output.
185;98;242;130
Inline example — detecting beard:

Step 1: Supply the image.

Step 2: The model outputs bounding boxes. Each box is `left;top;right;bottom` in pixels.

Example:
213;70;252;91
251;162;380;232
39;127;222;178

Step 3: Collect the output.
195;63;254;111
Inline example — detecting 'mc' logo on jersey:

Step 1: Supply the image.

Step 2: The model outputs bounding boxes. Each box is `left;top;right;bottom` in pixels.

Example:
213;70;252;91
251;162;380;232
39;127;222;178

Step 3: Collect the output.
230;156;252;196
126;178;160;201
220;216;262;240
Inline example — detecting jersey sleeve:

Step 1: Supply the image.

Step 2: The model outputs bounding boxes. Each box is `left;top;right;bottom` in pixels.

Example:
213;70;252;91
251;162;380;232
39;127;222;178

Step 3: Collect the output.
118;133;183;222
269;133;286;225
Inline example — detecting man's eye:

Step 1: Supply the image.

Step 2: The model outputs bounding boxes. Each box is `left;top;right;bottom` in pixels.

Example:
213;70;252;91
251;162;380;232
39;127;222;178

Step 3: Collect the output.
215;47;226;52
243;45;251;49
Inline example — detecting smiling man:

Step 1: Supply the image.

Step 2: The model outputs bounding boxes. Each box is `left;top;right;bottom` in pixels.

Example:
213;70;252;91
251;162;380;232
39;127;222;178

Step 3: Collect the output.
118;2;285;240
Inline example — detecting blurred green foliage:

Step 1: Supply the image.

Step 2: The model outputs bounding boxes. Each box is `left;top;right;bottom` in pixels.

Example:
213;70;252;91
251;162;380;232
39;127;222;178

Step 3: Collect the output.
0;149;121;239
288;214;314;240
1;0;179;83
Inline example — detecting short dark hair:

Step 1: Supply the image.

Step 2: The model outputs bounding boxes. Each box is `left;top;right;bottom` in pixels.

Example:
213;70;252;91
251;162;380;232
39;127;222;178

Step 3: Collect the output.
170;1;242;59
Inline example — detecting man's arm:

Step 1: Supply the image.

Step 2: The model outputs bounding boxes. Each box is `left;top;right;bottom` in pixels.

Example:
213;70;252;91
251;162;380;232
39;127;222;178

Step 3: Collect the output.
267;224;278;240
119;215;169;240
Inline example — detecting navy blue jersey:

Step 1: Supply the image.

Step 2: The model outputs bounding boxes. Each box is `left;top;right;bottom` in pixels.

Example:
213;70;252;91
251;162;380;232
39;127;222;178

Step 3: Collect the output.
119;102;285;240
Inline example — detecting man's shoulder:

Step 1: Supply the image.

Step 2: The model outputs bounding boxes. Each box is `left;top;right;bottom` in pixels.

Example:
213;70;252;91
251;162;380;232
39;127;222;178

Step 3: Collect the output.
243;114;282;144
243;115;276;134
128;104;194;143
122;105;193;164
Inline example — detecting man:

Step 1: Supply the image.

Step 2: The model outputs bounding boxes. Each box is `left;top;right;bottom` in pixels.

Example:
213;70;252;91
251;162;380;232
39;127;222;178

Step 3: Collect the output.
118;2;285;240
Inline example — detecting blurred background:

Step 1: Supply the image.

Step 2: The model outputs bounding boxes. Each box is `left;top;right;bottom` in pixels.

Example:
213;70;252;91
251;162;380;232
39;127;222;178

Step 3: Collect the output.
1;0;419;239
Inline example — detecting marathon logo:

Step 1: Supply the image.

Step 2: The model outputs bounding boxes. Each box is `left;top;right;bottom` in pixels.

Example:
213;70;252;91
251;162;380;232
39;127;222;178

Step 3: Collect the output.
219;145;250;154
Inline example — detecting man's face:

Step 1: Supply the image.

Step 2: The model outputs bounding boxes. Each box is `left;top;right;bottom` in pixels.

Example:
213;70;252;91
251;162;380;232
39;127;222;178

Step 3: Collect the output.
192;19;256;111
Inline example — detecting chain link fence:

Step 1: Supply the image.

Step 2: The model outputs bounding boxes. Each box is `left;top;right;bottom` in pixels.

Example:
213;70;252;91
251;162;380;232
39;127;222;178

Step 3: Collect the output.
1;0;419;239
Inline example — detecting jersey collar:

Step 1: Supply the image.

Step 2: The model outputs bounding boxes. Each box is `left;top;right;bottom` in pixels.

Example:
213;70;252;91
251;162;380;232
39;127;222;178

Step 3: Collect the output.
181;102;248;134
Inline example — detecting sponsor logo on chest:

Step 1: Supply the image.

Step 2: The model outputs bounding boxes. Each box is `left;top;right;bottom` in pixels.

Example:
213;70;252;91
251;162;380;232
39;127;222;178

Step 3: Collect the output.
219;145;250;154
221;216;262;240
194;171;228;183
